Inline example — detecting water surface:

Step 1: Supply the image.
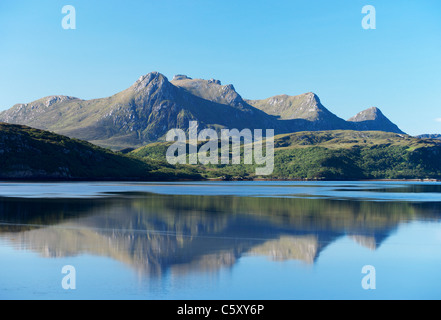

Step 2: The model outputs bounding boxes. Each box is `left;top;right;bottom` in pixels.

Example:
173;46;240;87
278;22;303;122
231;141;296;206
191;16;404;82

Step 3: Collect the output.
0;181;440;299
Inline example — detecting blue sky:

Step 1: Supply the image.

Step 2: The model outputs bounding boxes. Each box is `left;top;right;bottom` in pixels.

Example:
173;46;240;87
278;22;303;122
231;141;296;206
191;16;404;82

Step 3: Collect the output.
0;0;440;135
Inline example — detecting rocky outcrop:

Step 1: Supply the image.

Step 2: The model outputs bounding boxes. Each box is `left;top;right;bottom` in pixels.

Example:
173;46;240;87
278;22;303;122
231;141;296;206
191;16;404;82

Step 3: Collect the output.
172;74;192;81
348;107;404;134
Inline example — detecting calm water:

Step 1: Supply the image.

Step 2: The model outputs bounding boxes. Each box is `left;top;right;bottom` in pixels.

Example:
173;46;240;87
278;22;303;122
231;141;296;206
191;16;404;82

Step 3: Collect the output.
0;181;441;300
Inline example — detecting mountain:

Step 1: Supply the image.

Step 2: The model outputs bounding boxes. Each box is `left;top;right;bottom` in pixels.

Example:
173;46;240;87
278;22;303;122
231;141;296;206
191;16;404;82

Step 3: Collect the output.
348;107;404;134
246;92;351;130
171;75;245;108
0;123;201;180
246;94;404;134
0;72;405;149
0;72;278;150
417;134;441;140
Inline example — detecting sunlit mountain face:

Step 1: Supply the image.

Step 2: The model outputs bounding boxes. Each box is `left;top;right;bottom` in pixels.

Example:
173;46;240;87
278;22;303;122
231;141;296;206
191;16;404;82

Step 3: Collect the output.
0;72;405;150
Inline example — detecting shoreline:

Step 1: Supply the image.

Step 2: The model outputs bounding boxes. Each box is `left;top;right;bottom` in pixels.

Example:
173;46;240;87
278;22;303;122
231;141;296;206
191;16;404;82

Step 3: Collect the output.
0;177;440;183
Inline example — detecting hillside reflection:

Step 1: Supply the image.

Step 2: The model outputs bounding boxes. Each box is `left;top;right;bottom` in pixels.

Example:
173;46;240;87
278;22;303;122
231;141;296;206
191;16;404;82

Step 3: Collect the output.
1;194;441;277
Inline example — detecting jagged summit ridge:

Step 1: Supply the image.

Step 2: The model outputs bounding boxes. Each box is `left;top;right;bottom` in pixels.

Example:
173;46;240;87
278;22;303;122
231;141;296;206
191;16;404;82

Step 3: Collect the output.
0;71;406;149
348;107;383;122
132;71;169;93
247;91;334;121
171;74;245;108
172;74;192;81
0;95;79;124
348;107;404;134
246;91;352;132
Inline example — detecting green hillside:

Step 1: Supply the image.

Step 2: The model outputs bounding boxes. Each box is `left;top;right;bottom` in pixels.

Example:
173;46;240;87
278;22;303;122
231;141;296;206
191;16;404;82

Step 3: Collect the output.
131;130;441;180
2;123;439;181
0;123;201;180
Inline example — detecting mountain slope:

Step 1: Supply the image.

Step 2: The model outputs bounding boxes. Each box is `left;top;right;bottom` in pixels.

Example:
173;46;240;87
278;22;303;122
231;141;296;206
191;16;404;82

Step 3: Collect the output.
0;72;406;149
0;123;201;180
171;75;246;109
0;72;278;150
247;92;350;130
348;107;404;134
247;94;404;133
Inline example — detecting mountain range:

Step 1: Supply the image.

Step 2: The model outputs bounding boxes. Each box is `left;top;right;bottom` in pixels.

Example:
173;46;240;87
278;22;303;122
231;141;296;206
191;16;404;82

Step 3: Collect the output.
417;134;441;140
0;72;404;150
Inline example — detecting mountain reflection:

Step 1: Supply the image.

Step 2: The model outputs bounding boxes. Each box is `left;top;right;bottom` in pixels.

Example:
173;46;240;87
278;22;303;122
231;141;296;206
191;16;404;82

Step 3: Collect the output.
1;194;441;277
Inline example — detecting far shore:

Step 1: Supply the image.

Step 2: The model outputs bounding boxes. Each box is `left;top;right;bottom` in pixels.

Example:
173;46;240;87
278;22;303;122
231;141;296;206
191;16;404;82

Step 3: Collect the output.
0;177;440;183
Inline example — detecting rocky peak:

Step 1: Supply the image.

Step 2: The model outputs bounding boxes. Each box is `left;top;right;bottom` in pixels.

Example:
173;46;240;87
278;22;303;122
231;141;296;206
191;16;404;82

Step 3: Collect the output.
304;92;320;103
417;134;441;140
133;72;169;93
348;107;383;122
295;92;322;111
208;78;221;85
44;96;77;107
246;91;347;126
348;107;404;134
170;75;245;107
218;84;245;107
172;74;192;81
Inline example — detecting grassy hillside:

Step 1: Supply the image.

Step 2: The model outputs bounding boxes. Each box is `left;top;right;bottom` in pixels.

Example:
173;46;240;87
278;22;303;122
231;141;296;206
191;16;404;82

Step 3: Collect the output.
0;123;202;180
131;130;441;180
2;124;439;181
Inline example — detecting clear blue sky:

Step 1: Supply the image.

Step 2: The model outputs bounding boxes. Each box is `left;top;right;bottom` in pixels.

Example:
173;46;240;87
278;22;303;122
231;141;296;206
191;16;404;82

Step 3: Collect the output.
0;0;440;135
